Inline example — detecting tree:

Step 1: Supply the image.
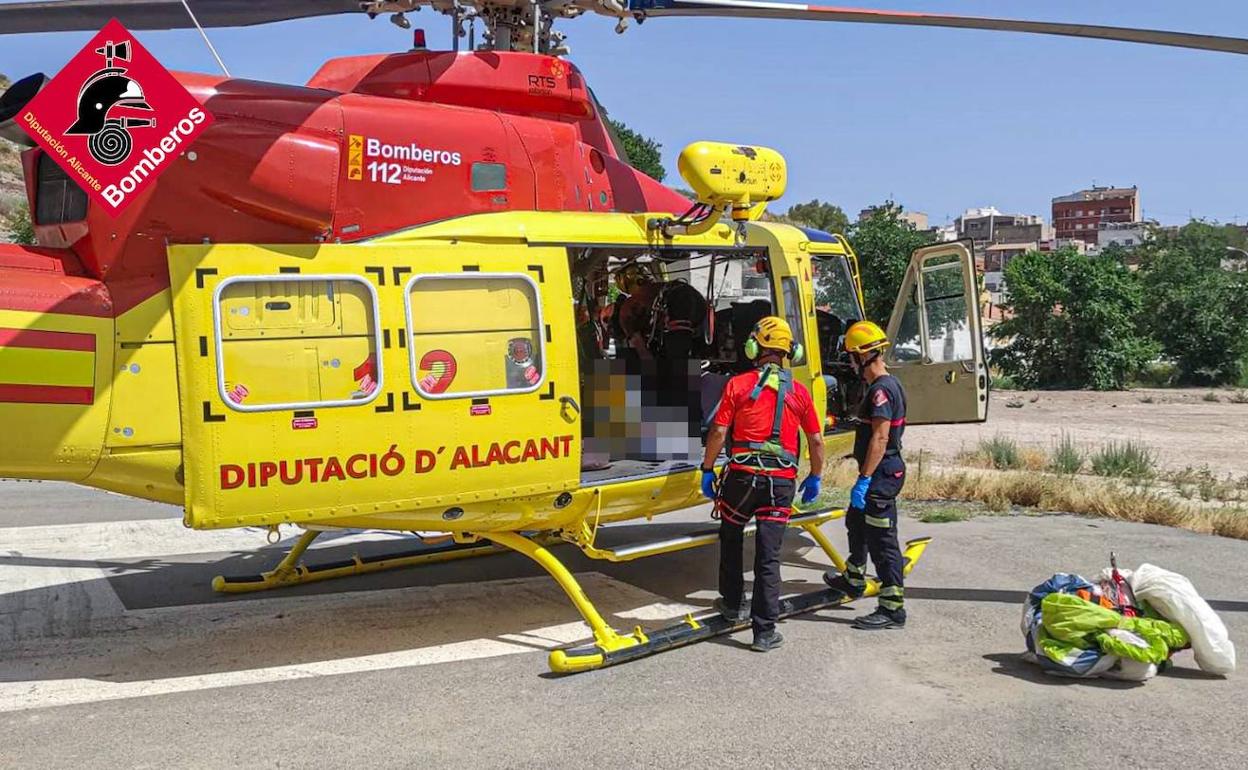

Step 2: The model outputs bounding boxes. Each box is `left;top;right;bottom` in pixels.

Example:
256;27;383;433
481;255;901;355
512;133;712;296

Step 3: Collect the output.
606;118;665;182
991;248;1156;390
1136;222;1248;385
783;199;849;235
845;202;932;323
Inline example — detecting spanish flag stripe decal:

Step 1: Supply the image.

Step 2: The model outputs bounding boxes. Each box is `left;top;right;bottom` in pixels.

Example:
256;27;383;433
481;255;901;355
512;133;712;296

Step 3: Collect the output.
0;383;94;406
0;327;96;352
0;326;97;405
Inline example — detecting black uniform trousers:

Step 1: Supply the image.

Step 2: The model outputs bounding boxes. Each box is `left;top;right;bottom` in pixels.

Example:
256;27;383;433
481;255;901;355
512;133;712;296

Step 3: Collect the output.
845;453;906;611
716;468;795;635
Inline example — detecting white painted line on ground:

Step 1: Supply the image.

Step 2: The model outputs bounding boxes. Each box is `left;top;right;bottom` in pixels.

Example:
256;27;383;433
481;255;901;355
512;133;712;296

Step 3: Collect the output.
0;636;546;713
0;517;416;561
0;575;692;714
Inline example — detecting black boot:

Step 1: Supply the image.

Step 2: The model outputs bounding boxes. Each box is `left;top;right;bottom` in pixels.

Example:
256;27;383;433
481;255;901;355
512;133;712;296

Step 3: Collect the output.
822;570;865;599
750;629;785;652
714;596;750;623
852;606;906;630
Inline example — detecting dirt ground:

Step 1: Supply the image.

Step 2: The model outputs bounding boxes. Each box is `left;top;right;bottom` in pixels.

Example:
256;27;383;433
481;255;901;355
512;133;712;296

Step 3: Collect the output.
904;388;1248;478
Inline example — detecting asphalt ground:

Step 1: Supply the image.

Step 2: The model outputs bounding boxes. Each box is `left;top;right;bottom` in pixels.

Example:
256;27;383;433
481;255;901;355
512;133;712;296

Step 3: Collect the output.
1;478;1245;769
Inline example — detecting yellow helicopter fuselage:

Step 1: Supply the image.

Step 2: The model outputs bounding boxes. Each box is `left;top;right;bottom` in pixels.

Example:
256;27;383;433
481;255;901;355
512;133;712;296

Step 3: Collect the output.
0;209;857;536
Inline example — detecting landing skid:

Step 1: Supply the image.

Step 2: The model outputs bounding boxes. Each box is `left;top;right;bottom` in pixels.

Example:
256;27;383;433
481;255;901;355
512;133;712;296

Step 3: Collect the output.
211;531;505;594
474;505;932;673
209;506;933;675
550;538;931;673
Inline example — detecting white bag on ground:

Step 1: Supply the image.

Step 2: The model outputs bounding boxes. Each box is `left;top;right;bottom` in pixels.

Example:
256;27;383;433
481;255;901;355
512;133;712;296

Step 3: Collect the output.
1128;563;1236;675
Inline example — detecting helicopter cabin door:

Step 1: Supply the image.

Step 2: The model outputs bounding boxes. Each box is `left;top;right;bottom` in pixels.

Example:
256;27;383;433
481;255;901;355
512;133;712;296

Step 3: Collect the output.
167;243;579;530
883;242;988;424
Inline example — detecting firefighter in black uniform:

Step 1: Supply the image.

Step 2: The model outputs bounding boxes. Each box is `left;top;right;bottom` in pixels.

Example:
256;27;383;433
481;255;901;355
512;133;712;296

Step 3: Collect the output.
823;320;909;630
700;317;825;652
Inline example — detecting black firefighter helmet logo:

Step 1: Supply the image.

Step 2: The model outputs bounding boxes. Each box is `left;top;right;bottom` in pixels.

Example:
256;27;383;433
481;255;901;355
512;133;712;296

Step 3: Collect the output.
64;40;155;166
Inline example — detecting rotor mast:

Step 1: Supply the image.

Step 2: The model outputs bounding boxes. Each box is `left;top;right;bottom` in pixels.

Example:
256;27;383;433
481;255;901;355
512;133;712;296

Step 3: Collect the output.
364;0;625;54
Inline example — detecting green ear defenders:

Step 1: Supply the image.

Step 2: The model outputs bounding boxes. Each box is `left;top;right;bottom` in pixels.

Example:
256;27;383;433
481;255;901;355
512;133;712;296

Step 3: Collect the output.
744;336;804;362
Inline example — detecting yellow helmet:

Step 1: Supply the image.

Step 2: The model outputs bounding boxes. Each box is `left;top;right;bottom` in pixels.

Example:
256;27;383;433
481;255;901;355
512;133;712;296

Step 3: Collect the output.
843;320;890;355
749;316;794;355
614;264;652;295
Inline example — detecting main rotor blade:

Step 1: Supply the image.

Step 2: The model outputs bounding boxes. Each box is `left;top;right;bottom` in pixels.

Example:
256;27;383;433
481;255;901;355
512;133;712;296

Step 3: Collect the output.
629;1;1248;56
0;0;363;35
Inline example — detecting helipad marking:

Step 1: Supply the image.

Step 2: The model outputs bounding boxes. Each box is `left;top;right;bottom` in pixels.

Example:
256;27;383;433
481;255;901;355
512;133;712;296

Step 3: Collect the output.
0;573;692;714
0;635;551;713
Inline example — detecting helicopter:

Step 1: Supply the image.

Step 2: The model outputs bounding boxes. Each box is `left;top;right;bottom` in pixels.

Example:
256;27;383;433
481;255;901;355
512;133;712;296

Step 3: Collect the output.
0;2;1244;674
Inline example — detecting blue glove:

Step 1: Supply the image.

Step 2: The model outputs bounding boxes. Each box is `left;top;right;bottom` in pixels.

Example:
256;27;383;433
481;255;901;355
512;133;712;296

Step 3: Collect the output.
798;474;822;505
701;469;718;500
850;475;872;510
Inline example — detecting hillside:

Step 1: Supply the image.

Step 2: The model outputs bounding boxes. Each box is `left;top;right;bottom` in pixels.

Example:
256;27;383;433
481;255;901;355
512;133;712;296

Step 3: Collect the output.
1;74;30;243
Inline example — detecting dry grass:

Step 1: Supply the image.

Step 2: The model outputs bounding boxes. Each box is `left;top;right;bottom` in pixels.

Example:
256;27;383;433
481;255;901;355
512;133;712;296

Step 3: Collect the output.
1167;466;1248;504
957;435;1046;471
822;455;1248;541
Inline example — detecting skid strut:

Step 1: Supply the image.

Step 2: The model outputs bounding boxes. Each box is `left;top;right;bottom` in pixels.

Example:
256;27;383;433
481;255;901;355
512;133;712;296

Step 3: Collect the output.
212;530;504;594
550;535;931;672
474;502;931;674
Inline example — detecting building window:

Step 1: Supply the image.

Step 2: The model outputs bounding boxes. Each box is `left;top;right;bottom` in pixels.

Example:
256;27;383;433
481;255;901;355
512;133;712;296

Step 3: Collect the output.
406;273;545;399
214;275;383;412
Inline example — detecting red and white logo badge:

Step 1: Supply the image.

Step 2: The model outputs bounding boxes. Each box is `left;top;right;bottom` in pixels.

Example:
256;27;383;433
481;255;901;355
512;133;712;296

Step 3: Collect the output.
872;389;890;408
17;19;212;217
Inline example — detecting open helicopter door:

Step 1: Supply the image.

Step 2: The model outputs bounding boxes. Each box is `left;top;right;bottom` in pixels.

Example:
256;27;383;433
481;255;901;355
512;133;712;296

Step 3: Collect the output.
883;242;988;424
167;243;579;530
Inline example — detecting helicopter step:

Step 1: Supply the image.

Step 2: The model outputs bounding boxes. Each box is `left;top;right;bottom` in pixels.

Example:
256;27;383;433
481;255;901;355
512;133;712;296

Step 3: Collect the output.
574;507;845;563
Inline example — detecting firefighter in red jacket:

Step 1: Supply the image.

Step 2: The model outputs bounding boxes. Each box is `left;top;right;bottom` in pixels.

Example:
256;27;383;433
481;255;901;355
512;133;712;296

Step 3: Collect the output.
700;317;825;652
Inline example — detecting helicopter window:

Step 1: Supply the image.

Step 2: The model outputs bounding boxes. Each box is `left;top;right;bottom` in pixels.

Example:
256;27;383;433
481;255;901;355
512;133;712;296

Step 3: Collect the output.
780;277;808;366
213;275;383;412
471;162;507;192
812;254;862;327
405;273;545;399
890;285;924;363
920;255;974;363
34;153;88;224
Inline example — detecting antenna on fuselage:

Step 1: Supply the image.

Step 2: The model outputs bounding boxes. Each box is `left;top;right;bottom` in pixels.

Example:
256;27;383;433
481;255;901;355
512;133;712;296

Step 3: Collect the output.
177;0;230;76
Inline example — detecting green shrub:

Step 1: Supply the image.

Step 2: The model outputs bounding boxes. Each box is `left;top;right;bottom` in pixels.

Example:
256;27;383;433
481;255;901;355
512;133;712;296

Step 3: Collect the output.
1131;361;1179;388
1229;390;1248;404
918;507;972;523
1203;391;1221;403
1;201;34;246
978;435;1022;470
1050;433;1085;475
1091;441;1157;480
991;371;1019;391
990;248;1156;390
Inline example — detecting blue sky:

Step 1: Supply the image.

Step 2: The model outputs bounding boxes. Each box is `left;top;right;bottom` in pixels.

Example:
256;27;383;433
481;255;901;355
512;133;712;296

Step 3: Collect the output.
2;1;1246;225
